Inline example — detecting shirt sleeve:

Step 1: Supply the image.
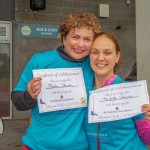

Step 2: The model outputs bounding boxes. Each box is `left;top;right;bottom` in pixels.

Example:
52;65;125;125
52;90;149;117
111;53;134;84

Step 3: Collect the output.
135;118;150;145
12;54;38;110
11;91;37;111
14;52;41;92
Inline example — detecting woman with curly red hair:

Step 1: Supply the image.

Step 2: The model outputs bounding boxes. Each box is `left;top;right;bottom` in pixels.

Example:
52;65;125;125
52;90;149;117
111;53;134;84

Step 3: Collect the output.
11;11;101;150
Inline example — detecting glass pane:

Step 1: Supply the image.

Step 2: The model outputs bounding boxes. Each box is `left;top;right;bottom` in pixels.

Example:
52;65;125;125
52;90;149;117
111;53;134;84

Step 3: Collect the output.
0;43;10;117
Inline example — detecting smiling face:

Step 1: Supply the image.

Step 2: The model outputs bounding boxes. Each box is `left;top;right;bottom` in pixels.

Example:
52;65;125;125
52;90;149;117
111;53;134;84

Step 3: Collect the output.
63;27;94;60
90;35;120;80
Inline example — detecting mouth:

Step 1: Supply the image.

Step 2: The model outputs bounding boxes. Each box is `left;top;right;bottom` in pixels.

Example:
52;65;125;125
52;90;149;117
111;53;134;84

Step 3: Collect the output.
96;63;107;67
74;48;85;54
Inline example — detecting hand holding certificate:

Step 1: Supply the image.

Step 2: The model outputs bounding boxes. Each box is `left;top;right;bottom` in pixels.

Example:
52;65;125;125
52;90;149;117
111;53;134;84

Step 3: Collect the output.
88;80;149;123
33;68;87;113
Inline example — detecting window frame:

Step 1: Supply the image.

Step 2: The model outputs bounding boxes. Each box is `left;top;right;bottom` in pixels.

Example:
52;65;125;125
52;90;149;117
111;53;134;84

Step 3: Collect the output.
0;21;12;119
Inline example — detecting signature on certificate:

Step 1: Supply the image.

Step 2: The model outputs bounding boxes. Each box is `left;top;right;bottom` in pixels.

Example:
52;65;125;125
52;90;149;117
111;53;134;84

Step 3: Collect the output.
47;83;78;89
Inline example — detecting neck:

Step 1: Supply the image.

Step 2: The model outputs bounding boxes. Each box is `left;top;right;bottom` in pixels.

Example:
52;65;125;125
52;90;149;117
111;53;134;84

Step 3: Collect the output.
56;45;86;62
94;74;116;89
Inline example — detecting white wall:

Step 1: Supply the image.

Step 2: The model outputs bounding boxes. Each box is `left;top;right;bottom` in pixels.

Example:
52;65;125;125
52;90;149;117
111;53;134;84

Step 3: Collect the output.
136;0;150;93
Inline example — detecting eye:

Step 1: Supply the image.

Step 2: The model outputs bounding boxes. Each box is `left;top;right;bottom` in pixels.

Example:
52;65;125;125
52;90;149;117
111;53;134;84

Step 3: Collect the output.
91;50;98;54
84;38;93;43
85;38;92;41
104;51;112;55
72;36;79;39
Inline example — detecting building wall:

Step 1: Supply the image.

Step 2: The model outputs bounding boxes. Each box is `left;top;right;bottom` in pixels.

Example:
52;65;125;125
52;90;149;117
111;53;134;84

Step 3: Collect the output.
13;0;136;119
136;0;150;93
0;0;15;20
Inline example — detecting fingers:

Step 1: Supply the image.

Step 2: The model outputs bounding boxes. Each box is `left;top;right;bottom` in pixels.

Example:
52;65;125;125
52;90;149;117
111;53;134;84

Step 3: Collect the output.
142;104;150;120
28;77;42;99
144;111;150;121
31;88;41;99
142;104;150;112
145;116;150;121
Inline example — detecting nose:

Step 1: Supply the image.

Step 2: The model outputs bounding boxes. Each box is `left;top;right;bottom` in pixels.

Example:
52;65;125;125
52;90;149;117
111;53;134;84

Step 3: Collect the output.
97;53;104;61
77;39;84;48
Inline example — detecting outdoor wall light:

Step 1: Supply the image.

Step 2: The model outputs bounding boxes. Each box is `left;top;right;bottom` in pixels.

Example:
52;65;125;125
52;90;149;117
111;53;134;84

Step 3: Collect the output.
30;0;46;11
126;0;130;6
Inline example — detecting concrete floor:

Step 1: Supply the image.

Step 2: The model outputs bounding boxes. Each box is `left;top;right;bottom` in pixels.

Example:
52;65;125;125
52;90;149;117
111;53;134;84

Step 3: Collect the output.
0;119;28;150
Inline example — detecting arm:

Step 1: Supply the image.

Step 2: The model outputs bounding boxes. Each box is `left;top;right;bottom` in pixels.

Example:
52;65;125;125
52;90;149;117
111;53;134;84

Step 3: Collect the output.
12;54;42;111
135;118;150;145
11;77;42;111
11;91;37;111
134;104;150;145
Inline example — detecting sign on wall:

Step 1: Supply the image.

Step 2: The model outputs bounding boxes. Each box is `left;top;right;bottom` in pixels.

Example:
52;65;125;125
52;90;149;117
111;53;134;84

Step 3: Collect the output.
18;24;60;38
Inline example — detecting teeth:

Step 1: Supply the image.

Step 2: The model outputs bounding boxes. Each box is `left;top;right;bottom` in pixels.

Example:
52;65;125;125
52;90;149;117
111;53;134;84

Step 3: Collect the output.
96;64;106;67
74;49;83;53
76;50;82;52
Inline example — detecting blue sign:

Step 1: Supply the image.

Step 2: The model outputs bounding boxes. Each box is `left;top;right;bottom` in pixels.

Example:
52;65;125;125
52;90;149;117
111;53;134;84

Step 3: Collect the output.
18;24;60;38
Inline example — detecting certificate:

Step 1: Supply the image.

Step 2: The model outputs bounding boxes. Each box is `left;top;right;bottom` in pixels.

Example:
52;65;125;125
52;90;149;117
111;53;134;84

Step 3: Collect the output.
32;68;87;113
88;80;149;123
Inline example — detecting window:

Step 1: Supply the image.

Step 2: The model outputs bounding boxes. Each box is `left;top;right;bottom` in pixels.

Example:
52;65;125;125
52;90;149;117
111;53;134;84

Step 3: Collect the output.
0;21;12;118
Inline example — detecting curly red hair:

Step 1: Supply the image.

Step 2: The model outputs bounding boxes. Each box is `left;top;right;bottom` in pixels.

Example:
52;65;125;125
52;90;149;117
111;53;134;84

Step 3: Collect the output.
59;11;101;41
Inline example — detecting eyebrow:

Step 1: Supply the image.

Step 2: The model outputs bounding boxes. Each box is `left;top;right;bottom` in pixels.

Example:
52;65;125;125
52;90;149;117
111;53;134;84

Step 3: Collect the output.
91;48;114;51
91;48;98;51
104;48;114;51
72;33;93;39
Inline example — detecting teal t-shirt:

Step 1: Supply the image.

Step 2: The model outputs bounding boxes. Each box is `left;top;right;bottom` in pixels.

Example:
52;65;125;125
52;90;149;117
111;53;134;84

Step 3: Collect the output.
14;50;94;150
84;76;147;150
